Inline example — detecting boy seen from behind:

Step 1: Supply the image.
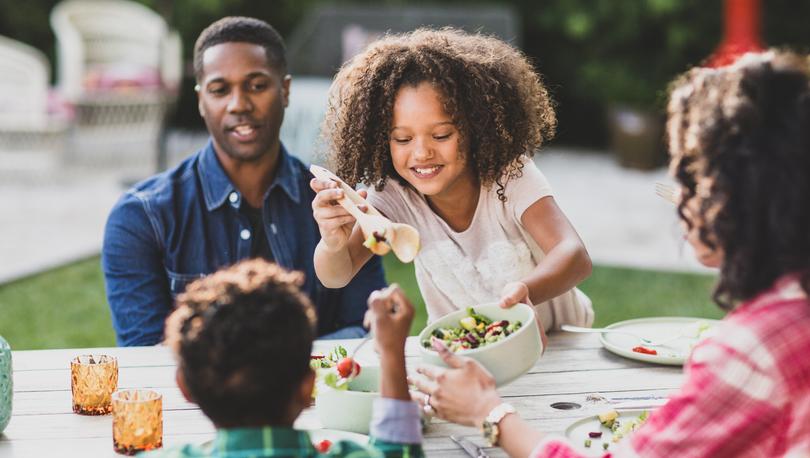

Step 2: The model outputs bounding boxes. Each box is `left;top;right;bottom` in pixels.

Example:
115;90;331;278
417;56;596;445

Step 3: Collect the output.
143;259;423;457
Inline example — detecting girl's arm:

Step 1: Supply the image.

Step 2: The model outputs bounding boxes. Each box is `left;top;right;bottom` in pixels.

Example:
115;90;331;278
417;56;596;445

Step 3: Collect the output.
499;196;592;307
311;178;375;288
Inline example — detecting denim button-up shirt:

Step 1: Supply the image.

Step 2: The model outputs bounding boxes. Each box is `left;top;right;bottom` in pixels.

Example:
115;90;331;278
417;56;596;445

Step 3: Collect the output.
102;140;386;346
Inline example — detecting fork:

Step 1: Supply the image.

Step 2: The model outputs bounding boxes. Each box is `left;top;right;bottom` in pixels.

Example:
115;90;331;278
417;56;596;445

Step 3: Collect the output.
655;182;679;205
561;325;687;347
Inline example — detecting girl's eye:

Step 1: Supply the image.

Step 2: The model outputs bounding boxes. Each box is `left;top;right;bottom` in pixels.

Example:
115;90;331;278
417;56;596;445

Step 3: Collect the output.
434;133;453;141
393;138;411;144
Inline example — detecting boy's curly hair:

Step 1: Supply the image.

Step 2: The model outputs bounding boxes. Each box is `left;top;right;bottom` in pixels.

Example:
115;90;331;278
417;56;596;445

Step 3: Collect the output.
321;28;556;201
667;50;810;309
164;259;316;426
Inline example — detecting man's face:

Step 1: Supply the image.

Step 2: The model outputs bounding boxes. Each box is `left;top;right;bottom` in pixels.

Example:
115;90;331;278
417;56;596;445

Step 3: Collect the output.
197;42;290;163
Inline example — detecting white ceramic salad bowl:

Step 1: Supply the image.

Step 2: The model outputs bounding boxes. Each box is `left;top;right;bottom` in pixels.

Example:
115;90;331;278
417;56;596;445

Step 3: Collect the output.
315;365;380;434
417;303;543;386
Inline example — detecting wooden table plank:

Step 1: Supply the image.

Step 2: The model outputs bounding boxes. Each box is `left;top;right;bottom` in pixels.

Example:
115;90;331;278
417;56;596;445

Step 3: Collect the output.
2;333;683;457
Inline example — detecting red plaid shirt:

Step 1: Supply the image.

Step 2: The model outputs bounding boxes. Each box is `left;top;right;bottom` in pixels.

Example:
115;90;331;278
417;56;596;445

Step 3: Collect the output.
532;275;810;458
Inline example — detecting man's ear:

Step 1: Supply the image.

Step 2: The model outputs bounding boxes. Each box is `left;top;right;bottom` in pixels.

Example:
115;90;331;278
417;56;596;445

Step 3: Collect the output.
176;367;196;404
282;74;291;108
195;83;205;118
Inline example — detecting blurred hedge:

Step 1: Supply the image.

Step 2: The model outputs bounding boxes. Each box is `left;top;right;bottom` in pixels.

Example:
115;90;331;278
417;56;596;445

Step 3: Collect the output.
2;0;809;147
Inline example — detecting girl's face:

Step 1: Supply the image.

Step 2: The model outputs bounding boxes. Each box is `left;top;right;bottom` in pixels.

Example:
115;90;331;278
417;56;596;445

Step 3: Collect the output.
389;82;474;199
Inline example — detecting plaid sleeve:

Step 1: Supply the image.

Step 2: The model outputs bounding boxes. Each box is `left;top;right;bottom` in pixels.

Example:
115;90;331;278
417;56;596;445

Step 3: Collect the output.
628;332;788;457
529;435;597;458
366;439;424;458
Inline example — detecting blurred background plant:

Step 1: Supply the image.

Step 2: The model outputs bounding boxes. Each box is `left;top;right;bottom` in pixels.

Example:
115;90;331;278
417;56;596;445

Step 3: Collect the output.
3;0;809;148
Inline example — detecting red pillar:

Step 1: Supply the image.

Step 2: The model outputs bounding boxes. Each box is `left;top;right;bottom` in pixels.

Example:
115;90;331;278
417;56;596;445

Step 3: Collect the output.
706;0;764;68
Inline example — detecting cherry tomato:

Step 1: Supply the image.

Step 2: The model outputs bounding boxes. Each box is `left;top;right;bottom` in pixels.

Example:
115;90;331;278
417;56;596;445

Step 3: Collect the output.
632;346;658;355
336;357;361;378
315;439;332;453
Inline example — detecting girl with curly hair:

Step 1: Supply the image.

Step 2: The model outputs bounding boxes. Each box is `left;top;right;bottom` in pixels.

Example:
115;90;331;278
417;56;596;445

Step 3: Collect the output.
410;50;810;457
310;28;594;332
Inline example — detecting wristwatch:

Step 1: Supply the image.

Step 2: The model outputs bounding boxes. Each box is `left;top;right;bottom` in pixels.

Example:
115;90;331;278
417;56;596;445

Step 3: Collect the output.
481;403;516;446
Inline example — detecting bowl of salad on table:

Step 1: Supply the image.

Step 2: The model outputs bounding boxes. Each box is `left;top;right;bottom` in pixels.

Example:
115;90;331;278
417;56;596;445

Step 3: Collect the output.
417;303;543;386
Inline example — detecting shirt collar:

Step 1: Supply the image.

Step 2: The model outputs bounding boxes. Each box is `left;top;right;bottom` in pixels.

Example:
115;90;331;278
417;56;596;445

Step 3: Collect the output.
209;426;316;455
199;139;302;212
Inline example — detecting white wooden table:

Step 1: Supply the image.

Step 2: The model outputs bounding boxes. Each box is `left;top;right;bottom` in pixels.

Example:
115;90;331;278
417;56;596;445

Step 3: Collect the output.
1;333;683;457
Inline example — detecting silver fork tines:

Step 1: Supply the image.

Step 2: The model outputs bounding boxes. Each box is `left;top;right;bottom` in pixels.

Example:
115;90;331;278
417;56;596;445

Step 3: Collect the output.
655;182;679;205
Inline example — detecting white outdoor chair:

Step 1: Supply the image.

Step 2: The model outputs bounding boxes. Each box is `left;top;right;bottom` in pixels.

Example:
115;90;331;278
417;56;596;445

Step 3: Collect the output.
0;35;67;167
50;0;181;172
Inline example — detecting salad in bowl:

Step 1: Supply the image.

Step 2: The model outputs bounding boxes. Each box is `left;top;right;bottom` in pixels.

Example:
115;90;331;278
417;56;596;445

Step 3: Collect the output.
417;303;543;386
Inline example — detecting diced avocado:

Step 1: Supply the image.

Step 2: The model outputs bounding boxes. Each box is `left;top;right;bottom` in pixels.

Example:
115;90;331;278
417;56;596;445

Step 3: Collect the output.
460;316;477;331
597;410;619;428
362;233;378;250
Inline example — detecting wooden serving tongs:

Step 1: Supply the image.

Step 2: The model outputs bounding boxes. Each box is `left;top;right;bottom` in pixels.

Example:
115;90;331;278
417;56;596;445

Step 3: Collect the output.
310;164;420;263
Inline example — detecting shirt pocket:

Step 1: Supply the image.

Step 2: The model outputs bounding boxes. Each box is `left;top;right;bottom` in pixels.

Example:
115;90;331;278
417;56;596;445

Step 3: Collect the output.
165;270;208;299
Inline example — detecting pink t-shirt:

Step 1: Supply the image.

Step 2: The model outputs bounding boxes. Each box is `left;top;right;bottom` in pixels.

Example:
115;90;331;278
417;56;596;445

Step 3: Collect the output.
366;157;593;329
531;275;810;457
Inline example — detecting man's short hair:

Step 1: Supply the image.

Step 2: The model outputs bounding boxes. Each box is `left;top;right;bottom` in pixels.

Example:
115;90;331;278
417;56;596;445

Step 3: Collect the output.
193;16;287;81
165;259;316;426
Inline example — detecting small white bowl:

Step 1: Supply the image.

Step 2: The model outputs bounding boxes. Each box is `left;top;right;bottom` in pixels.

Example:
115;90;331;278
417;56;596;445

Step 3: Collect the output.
417;303;543;386
315;365;379;434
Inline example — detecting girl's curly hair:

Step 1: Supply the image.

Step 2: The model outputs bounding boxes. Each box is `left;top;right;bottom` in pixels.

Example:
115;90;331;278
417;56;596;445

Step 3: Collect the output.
320;27;556;201
667;50;810;309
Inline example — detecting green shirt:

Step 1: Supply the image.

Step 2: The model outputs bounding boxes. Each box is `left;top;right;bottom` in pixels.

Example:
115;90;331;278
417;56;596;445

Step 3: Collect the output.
139;426;424;458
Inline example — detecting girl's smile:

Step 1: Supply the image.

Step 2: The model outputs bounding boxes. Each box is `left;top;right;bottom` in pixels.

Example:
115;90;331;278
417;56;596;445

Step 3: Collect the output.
389;82;477;203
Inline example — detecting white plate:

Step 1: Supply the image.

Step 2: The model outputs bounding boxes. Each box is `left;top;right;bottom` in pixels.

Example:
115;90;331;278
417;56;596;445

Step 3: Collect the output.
564;409;649;455
600;317;720;365
308;429;370;451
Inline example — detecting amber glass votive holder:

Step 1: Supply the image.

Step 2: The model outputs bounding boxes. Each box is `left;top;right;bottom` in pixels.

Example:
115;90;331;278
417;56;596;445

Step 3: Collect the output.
112;389;163;455
70;354;118;415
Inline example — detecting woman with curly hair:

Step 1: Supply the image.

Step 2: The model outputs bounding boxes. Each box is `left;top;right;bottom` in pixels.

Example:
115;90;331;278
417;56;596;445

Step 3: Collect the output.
311;28;594;332
410;50;810;457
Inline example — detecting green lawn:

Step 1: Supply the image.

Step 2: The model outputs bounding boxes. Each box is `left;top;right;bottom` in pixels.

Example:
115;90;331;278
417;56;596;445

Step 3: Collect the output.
0;256;722;350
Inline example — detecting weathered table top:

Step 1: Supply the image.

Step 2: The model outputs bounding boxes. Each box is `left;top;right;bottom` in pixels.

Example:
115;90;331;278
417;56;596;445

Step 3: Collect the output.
0;333;683;457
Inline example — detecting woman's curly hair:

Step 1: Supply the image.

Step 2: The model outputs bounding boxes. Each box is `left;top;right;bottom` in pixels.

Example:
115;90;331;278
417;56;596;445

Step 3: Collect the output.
165;259;317;426
320;27;556;201
667;50;810;309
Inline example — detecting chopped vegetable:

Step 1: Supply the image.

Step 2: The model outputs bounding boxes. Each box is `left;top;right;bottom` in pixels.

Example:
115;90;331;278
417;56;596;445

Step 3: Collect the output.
363;231;391;255
588;431;602;438
422;308;521;352
323;372;349;391
603;442;609;450
337;357;361;378
310;345;349;369
612;411;649;443
315;439;332;453
597;410;619;429
632;346;658;355
584;439;592;448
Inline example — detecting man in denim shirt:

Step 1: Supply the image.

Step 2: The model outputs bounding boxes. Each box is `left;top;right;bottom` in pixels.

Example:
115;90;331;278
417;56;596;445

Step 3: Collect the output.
102;17;385;346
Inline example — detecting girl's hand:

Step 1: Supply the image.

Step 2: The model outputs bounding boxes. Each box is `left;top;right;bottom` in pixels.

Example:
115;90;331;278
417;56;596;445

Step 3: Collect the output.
498;281;548;349
310;178;367;252
498;281;530;308
410;340;502;427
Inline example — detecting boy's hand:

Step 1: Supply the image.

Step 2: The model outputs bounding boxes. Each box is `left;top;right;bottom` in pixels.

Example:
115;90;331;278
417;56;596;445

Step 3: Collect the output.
365;284;414;356
310;178;367;252
366;284;414;401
